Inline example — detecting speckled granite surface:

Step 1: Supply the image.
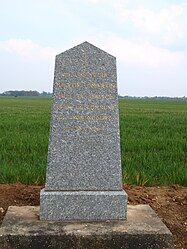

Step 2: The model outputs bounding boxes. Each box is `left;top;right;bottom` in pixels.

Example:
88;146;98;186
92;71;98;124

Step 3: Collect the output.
40;42;127;220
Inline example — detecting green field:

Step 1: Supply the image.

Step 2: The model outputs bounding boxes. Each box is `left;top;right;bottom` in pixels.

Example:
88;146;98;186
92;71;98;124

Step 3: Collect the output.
0;96;186;186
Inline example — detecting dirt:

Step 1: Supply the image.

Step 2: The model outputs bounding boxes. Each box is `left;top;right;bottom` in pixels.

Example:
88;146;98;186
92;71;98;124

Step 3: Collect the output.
126;185;187;249
0;184;186;248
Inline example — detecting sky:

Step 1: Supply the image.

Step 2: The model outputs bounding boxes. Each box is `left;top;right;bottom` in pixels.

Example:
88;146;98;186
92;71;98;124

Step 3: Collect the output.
0;0;187;97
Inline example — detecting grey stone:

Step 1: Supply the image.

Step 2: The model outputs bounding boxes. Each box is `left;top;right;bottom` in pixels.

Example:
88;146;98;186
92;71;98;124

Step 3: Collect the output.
0;205;172;249
40;41;127;220
40;189;127;221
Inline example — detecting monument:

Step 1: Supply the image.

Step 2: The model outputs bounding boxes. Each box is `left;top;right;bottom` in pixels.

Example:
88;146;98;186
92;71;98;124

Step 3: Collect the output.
0;42;172;249
40;41;127;221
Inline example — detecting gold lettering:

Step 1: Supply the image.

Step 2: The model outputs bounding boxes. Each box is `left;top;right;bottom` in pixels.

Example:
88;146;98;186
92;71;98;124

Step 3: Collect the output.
72;114;111;121
55;82;116;90
55;93;64;98
61;71;109;78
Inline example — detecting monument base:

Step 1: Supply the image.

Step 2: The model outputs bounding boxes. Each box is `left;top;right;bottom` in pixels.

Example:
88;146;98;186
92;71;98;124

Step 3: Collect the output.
0;205;172;249
40;189;127;220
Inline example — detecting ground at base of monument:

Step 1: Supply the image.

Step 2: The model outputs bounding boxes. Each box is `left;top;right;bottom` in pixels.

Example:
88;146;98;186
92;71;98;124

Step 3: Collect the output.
0;184;186;248
0;205;171;249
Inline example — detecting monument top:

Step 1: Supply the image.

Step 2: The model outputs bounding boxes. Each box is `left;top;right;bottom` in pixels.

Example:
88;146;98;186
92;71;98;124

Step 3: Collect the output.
56;41;115;59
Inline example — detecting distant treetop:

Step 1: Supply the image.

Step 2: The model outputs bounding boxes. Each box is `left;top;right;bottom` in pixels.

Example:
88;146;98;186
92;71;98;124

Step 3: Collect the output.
0;90;52;97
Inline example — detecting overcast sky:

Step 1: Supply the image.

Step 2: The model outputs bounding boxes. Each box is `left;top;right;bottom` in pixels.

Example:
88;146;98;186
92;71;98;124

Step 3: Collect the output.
0;0;187;96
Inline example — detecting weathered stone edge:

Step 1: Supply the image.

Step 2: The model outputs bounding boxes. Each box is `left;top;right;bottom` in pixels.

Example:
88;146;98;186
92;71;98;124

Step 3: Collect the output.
0;205;172;249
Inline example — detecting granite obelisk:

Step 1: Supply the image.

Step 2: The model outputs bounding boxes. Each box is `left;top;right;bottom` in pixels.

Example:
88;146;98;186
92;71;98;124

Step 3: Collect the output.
40;42;127;220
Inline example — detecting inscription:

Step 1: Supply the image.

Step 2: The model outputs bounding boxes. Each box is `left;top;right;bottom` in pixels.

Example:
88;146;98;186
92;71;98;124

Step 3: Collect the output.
62;71;108;78
52;58;117;135
57;114;111;122
55;82;116;90
55;92;115;100
66;125;103;133
76;104;116;111
54;103;116;111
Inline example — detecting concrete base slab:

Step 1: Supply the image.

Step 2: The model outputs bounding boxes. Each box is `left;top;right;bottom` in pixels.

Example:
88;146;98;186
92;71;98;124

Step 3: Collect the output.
40;189;127;221
0;205;172;249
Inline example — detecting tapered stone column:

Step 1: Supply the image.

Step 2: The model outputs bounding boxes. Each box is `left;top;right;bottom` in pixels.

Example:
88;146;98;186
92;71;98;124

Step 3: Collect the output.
40;42;127;221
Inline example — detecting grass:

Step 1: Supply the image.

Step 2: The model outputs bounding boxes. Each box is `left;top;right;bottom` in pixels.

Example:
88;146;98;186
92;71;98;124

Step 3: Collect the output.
119;99;187;186
0;97;50;184
0;96;186;186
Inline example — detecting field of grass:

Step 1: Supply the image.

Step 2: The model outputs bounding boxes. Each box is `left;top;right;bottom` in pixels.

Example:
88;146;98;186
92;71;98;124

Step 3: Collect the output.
0;96;186;186
119;99;187;186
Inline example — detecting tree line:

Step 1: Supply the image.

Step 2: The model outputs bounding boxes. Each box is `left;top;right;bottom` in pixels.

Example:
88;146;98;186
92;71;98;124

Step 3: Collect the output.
0;90;52;97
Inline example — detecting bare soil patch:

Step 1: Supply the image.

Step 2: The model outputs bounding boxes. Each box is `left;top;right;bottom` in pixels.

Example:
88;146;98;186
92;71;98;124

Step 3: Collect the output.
0;184;186;248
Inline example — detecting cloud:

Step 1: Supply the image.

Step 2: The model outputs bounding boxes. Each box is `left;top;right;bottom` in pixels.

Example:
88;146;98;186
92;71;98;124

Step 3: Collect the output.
0;39;60;61
76;34;184;68
87;0;103;4
114;2;187;44
86;0;128;4
105;37;184;68
0;36;185;70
